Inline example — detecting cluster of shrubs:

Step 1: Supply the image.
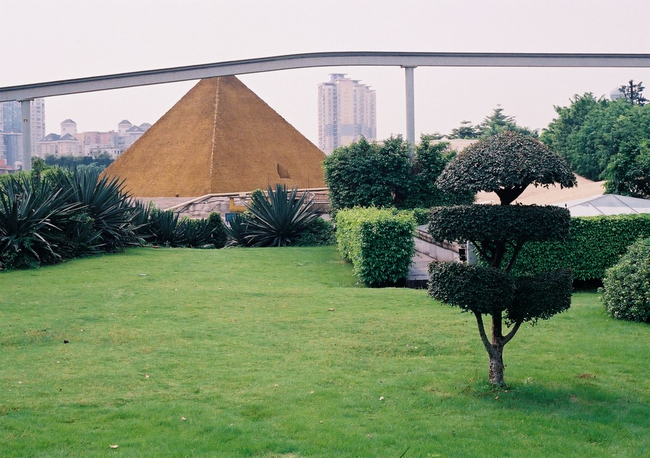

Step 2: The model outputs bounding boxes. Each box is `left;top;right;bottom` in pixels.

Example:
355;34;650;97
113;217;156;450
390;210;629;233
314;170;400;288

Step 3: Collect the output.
0;168;229;271
336;207;415;287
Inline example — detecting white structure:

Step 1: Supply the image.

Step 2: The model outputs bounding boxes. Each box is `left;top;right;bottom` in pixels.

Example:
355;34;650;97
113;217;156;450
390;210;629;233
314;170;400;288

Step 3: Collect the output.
555;194;650;217
318;73;376;154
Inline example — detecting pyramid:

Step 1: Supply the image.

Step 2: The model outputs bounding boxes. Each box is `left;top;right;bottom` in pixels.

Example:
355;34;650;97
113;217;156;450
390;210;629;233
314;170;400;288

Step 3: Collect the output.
103;76;326;197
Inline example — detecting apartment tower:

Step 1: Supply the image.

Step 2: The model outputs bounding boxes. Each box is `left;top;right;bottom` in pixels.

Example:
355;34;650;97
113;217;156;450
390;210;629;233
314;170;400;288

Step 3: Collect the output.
318;74;376;154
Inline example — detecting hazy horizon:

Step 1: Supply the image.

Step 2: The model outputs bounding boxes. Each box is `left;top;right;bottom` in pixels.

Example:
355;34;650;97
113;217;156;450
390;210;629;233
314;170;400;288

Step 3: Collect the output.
2;0;649;146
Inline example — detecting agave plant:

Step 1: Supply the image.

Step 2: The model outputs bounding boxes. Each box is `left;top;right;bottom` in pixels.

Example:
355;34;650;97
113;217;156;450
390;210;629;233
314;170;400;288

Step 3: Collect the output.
49;168;141;254
0;174;79;269
147;208;182;246
244;184;318;247
223;212;252;247
176;218;215;248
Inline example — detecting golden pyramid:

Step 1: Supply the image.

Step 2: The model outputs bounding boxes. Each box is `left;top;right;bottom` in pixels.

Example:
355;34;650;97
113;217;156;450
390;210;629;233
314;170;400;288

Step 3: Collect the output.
103;76;326;197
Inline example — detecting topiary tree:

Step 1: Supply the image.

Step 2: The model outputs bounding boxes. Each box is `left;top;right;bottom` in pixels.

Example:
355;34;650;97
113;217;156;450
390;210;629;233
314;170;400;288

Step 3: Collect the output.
600;237;650;322
428;132;577;386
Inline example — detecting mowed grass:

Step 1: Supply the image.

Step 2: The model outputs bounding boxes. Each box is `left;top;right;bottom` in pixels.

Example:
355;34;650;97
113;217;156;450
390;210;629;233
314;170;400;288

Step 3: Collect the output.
1;246;649;457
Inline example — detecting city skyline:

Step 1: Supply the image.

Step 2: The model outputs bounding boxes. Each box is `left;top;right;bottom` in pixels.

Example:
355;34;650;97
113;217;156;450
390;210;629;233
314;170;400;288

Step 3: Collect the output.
1;1;649;147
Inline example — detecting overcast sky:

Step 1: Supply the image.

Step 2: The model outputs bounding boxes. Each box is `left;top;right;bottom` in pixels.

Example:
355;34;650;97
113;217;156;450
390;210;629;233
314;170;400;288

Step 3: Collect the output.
2;0;649;145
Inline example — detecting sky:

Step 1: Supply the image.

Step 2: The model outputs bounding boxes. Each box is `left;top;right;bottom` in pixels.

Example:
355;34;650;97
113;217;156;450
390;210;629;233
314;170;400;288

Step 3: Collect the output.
2;0;650;145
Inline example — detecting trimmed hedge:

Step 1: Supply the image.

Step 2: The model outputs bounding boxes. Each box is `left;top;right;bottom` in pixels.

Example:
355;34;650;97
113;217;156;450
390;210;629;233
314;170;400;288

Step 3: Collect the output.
336;207;415;287
429;205;571;244
428;261;572;324
428;261;514;314
512;214;650;281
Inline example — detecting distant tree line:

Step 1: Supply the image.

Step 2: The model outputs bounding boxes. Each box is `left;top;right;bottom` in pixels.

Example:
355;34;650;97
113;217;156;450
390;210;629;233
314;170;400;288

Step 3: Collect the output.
42;152;114;172
541;80;650;197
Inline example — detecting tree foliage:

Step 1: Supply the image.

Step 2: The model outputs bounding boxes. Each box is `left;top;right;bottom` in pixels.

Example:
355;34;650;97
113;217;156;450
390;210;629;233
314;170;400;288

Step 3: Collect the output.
448;121;481;139
478;106;538;138
604;140;650;198
541;91;650;183
323;136;472;212
619;80;647;106
43;153;114;171
428;132;575;386
437;132;576;205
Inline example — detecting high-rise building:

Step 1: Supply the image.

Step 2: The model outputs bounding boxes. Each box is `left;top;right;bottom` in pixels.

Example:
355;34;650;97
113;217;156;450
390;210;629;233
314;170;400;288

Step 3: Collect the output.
0;99;45;168
318;74;376;155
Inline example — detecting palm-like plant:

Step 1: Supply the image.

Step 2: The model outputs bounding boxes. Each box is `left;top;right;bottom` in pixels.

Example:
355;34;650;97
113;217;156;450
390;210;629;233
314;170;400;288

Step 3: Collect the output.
243;184;318;247
49;168;141;254
0;175;79;269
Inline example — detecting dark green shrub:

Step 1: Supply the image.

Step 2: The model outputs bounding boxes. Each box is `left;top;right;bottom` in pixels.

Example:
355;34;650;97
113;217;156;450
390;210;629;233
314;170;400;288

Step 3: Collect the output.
295;217;336;246
508;270;573;324
600;238;650;322
224;213;252;247
410;208;431;226
429;132;576;387
0;174;79;269
243;184;318;247
336;207;415;287
512;214;650;281
207;212;228;248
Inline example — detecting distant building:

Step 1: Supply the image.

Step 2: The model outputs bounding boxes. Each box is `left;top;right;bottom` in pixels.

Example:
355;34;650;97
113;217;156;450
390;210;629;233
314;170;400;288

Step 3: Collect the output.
0;99;45;168
318;73;376;154
37;119;150;159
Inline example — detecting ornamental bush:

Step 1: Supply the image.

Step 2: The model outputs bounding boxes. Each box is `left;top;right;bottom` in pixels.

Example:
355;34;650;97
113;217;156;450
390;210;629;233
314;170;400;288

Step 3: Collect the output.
512;214;650;281
323;136;472;213
336;207;415;287
600;238;650;322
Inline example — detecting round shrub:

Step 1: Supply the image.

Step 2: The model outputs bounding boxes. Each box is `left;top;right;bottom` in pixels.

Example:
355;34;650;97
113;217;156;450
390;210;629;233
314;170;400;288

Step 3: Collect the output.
601;237;650;322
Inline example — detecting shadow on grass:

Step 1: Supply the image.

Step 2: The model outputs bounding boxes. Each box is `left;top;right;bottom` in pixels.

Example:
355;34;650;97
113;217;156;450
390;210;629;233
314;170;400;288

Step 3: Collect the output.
465;377;647;428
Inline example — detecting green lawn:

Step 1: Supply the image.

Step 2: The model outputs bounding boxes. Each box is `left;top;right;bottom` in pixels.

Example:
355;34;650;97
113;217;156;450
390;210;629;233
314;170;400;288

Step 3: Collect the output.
1;246;648;457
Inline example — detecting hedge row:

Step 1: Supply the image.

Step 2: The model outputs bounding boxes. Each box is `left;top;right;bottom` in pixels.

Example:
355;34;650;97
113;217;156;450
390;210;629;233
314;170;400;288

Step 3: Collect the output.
336;207;415;287
512;214;650;281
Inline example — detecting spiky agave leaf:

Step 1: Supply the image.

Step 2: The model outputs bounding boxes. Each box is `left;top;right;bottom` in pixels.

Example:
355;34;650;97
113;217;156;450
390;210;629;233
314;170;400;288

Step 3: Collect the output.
223;212;252;247
244;185;318;247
